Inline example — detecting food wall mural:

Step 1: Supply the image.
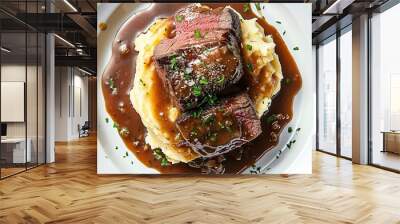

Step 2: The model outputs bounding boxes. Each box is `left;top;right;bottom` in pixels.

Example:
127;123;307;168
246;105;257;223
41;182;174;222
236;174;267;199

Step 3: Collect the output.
97;3;313;174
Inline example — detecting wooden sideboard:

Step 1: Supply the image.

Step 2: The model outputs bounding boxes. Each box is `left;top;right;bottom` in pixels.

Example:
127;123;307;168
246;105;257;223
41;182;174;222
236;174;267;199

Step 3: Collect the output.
382;131;400;154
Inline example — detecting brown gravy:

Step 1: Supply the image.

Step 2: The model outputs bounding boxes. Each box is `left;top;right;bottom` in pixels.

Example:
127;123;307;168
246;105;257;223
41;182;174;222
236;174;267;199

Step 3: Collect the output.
101;3;302;174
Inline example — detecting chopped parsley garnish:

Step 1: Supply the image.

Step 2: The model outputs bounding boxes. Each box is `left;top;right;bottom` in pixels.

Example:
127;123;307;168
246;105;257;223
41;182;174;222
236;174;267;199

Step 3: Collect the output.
287;127;301;149
265;114;277;124
194;29;202;39
202;114;216;125
153;148;170;166
107;78;115;89
160;159;169;166
216;75;225;84
288;127;293;133
115;146;118;150
105;118;109;123
283;30;286;35
205;94;218;106
139;79;146;86
218;122;225;129
192;109;203;118
193;86;202;96
250;164;261;174
293;46;299;51
170;56;178;70
199;76;209;85
246;62;254;72
197;94;219;107
243;3;250;13
246;44;253;51
113;122;119;129
284;78;292;85
276;21;282;24
107;78;117;94
208;132;218;142
287;140;296;149
183;69;191;80
175;15;184;22
255;3;261;11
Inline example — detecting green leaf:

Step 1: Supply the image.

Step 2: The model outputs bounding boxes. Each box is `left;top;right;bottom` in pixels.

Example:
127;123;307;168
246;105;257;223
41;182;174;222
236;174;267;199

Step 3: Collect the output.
192;109;203;118
206;94;218;106
107;78;115;89
194;29;202;39
255;3;261;11
276;21;282;24
216;75;225;84
183;69;191;80
202;114;216;125
175;15;184;22
246;44;253;51
161;158;170;166
288;127;293;133
193;86;202;97
199;76;209;85
113;122;119;129
139;79;146;86
293;46;299;51
243;3;250;13
153;148;171;166
247;62;254;72
170;56;178;70
105;117;109;123
265;114;277;124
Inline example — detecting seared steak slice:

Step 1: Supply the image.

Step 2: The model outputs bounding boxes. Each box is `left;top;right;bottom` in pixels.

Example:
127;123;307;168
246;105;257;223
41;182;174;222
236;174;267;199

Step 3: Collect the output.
174;4;241;40
153;30;243;110
176;93;261;157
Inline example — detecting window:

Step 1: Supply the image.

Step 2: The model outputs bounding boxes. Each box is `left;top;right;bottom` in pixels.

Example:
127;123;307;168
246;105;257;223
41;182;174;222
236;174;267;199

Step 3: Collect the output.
0;1;47;179
317;37;337;155
339;28;352;158
370;3;400;171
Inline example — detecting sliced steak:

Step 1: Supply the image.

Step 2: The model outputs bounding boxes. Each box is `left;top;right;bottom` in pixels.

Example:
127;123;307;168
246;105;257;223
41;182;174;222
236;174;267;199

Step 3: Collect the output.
174;4;241;40
176;93;262;157
153;30;243;110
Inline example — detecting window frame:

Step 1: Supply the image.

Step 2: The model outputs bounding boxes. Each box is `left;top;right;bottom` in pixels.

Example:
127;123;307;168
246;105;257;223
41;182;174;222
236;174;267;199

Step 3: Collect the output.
316;24;353;161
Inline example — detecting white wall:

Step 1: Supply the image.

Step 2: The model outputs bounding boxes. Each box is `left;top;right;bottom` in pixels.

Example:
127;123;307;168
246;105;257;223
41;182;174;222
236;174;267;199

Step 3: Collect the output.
1;65;42;137
54;67;89;141
1;65;26;138
1;64;46;164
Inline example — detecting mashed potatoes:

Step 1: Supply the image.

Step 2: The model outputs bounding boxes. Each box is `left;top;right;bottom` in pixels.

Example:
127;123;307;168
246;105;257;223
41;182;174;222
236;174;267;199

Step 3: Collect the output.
240;18;283;118
131;7;282;163
131;19;198;163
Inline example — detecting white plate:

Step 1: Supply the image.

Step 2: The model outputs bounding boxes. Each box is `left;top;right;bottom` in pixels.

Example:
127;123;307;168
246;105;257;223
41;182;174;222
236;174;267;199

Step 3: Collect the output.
97;3;313;174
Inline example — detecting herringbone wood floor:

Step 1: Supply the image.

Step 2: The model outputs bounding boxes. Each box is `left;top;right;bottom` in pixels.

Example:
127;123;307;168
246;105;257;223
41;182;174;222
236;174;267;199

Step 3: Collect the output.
1;135;400;224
